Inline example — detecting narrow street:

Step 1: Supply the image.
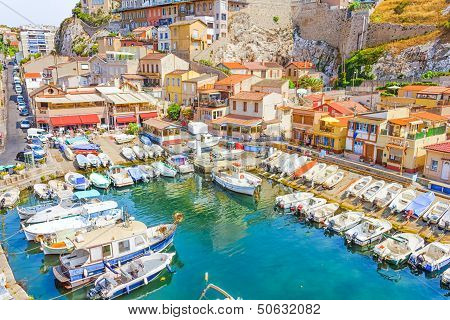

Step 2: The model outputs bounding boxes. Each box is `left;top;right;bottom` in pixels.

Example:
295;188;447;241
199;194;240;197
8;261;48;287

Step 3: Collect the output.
0;61;27;164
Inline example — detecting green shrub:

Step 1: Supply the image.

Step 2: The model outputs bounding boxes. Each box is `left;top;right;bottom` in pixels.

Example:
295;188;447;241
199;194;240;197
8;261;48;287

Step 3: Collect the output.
126;123;140;136
273;16;279;24
394;1;410;15
167;103;181;121
199;59;213;67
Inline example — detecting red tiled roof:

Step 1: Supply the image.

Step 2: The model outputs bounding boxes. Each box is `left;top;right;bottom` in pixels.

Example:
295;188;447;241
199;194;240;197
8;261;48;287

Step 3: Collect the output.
230;91;269;101
243;62;267;70
221;62;247;70
425;141;450;154
413;112;448;122
389;117;420;126
314;102;353;116
336;100;369;114
418;86;450;95
211;114;262;126
400;85;431;92
141;52;168;60
263;62;283;69
305;94;324;103
289;61;314;69
215;74;252;86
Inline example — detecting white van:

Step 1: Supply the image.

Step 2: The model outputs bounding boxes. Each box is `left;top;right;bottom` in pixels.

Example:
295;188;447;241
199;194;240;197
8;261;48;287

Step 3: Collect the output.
27;128;51;142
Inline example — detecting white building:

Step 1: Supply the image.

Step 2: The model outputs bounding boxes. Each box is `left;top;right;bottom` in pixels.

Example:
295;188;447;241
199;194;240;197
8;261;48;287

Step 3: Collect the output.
19;25;56;59
157;25;171;52
213;0;228;40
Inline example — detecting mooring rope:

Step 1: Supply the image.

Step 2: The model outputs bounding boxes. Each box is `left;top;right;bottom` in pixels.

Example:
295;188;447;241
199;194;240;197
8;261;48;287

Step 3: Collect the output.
0;229;23;243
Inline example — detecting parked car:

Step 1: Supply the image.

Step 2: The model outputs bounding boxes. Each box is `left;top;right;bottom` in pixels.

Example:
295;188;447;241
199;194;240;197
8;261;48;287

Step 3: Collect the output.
15;85;22;94
15;151;25;162
25;144;45;159
28;138;43;146
19;108;30;116
20;119;31;129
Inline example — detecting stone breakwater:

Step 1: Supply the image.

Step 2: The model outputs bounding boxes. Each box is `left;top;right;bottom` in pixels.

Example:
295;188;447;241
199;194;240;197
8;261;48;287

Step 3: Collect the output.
0;244;30;299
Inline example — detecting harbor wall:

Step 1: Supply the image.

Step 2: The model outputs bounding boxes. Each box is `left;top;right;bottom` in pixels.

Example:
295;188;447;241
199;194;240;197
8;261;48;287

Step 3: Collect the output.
0;245;30;299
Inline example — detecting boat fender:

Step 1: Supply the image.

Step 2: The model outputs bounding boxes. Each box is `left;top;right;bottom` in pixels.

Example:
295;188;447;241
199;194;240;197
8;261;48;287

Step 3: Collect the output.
144;277;148;285
296;204;303;213
35;235;45;243
83;268;88;278
126;286;130;295
118;261;121;267
166;265;176;274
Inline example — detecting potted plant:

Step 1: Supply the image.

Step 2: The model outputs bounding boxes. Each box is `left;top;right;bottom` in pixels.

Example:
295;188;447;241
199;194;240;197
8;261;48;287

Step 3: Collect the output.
0;171;9;180
14;164;25;175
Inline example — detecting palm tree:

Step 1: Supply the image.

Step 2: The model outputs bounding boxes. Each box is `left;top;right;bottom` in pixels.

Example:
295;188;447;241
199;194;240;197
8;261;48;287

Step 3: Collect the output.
50;49;58;84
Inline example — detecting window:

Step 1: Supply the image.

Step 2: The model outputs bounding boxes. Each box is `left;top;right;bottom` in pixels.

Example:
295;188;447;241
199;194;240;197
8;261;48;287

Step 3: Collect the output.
243;102;247;112
431;160;439;171
254;102;258;113
102;244;112;258
81;63;89;70
118;240;130;254
134;236;145;247
233;101;236;111
288;69;291;76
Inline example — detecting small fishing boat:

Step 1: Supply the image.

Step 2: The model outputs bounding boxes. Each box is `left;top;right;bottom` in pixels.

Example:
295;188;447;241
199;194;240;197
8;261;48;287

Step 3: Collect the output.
48;180;74;199
17;200;56;220
52;221;176;289
23;205;123;242
359;180;385;202
25;191;104;224
313;165;338;185
107;166;134;187
76;154;90;169
87;253;175;300
293;160;317;179
307;203;339;223
373;233;425;265
138;165;160;179
89;173;111;189
132;145;146;160
187;133;220;150
98;153;113;167
345;176;373;198
33;184;54;200
322;170;345;189
345;218;392;247
143;145;154;158
40;229;86;255
66;136;89;146
373;183;403;208
151;145;164;158
87;154;101;168
0;188;20;209
268;152;290;173
114;134;135;144
389;189;416;214
71;144;100;152
422;201;449;224
296;197;327;215
325;211;364;233
199;283;235;300
65;172;91;190
127;166;148;183
168;155;194;174
151;161;177;178
212;164;262;196
438;209;450;231
281;154;308;177
302;163;327;183
403;192;435;219
121;147;136;161
275;192;314;212
408;242;450;272
63;145;74;161
442;269;450;287
139;134;152;146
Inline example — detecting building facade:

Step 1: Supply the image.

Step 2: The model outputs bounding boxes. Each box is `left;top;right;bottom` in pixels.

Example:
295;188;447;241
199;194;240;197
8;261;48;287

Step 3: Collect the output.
423;141;450;183
20;25;56;59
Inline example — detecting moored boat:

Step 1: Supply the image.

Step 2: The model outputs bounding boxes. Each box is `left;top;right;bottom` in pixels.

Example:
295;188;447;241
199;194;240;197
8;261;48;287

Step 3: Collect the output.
0;188;20;209
403;192;435;219
107;166;134;187
373;233;425;265
151;161;177;178
75;154;90;170
307;203;339;223
52;221;176;289
275;192;314;212
87;253;175;300
422;201;449;224
345;176;372;198
89;173;111;189
98;153;113;167
313;165;338;185
87;154;101;168
296;197;327;215
408;242;450;272
325;211;364;233
389;189;416;214
441;269;450;287
345;217;392;247
323;170;345;189
138;165;160;179
168;155;194;174
438;209;450;230
114;134;135;144
65;172;91;191
127;166;149;183
121;147;136;161
132;145;146;160
359;180;385;202
293;160;317;179
48;180;74;199
33;183;54;200
211;164;261;196
303;163;327;183
373;183;403;208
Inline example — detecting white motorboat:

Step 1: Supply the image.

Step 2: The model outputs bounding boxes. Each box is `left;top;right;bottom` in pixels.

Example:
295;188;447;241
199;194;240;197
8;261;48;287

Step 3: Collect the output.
168;155;194;174
359;180;385;202
98;153;113;167
345;217;392;247
302;163;327;182
212;164;262;196
65;172;91;191
323;170;345;189
114;134;135;144
307;203;339;223
187;133;220;150
64;146;74;161
408;242;450;272
23;205;124;241
325;211;364;233
151;145;164;158
151;161;177;178
373;233;425;265
88;253;175;300
345;176;373;198
48;180;74;199
107;166;134;187
143;145;154;159
389;189;416;214
33;184;54;200
262;150;282;169
275;192;314;212
213;147;244;161
0;188;20;209
438;209;450;230
281;154;308;177
132;145;146;160
422;201;450;224
313;165;338;185
296;197;327;215
87;154;101;168
138;165;160;179
121;147;136;161
89;173;111;189
442;269;450;287
75;154;90;169
373;183;403;208
269;152;290;173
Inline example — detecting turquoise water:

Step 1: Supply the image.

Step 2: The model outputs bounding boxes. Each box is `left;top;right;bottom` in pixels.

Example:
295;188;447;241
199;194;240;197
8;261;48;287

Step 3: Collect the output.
0;174;449;300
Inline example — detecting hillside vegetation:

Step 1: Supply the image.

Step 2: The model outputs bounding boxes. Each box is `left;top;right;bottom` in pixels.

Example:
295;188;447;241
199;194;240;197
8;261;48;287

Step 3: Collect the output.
371;0;448;25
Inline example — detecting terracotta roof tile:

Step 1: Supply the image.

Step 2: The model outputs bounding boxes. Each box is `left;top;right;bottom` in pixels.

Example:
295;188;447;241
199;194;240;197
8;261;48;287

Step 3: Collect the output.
24;73;41;79
425;141;450;154
289;61;315;69
263;62;283;69
413;112;448;122
221;62;247;70
230;91;269;101
211;114;262;126
141;52;168;60
215;74;252;85
389;117;420;126
418;86;450;95
243;62;267;70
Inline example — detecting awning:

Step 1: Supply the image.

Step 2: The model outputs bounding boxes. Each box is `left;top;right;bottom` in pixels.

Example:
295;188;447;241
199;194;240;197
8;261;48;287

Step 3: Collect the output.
321;116;339;123
116;115;137;124
37;118;49;124
50;116;82;127
139;112;158;120
79;114;100;125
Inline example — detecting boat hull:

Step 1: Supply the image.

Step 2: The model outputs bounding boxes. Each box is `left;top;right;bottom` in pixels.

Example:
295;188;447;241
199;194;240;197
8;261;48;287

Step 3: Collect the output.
102;270;163;300
212;174;257;196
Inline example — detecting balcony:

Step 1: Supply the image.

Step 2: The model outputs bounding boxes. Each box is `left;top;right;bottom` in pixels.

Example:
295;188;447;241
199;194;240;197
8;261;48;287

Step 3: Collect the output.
387;136;409;148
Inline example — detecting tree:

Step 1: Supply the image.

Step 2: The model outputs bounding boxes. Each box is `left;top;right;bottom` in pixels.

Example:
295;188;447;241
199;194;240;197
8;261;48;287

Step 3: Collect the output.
273;16;279;24
167;103;181;121
126;123;139;136
181;107;193;120
298;76;324;92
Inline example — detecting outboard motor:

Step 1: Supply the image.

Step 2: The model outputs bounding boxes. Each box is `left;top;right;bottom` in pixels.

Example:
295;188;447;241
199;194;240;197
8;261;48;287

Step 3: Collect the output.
87;287;100;300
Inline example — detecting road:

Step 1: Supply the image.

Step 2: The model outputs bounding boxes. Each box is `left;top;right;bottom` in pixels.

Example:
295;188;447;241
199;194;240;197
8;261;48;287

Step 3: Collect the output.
0;61;27;164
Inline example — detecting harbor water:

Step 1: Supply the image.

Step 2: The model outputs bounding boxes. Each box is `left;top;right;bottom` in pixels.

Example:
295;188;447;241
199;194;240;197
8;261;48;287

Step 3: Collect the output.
0;174;448;300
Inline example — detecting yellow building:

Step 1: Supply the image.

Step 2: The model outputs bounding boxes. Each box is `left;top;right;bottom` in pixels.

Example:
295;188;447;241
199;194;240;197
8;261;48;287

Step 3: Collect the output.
312;116;350;154
164;70;200;104
169;19;207;61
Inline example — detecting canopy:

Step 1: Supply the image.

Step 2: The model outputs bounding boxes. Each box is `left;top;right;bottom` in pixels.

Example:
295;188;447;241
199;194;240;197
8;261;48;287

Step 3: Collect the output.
73;190;101;200
50;116;82;127
405;192;436;218
139;112;158;120
116;116;137;124
321;116;339;124
79;114;100;125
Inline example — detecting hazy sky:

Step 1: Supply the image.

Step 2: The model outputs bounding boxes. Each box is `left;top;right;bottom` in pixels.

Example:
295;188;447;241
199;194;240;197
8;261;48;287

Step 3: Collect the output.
0;0;79;27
